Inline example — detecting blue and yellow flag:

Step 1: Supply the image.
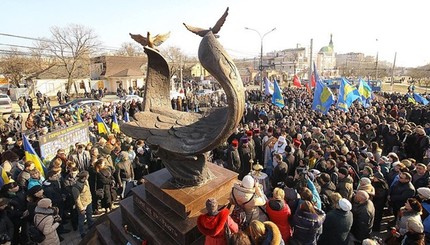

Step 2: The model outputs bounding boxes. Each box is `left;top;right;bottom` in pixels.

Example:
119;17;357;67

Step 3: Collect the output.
271;79;284;108
407;93;417;104
311;63;334;114
96;113;110;135
111;113;120;133
23;135;47;178
358;78;373;107
413;93;429;105
264;77;274;95
0;167;10;188
337;77;361;111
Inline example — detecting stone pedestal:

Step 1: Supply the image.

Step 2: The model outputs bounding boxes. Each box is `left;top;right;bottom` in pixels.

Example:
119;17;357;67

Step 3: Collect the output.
123;163;238;245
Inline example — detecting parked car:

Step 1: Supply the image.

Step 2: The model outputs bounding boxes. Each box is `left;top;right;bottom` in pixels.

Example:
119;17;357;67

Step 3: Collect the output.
0;94;12;114
112;95;144;104
51;98;103;111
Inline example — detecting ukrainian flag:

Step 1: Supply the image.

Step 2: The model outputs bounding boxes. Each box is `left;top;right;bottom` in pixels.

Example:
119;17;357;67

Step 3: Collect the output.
23;135;47;178
311;63;334;114
413;93;429;105
111;113;120;133
271;79;284;108
337;77;361;111
96;113;110;135
407;93;417;104
264;77;274;95
0;167;10;187
358;79;373;107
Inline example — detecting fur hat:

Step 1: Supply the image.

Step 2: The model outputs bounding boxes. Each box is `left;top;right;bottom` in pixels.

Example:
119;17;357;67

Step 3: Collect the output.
418;187;430;199
407;217;424;233
338;198;352;212
241;175;255;189
205;198;218;216
6;137;15;145
37;198;52;209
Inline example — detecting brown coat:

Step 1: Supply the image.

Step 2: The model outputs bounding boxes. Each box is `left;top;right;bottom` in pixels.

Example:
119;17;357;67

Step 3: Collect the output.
72;180;92;212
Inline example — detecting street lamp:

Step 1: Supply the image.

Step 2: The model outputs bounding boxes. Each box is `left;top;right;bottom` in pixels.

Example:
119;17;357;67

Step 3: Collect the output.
245;27;276;91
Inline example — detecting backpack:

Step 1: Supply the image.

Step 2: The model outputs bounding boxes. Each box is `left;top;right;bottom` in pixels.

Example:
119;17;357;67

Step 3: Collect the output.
28;215;49;243
231;188;255;230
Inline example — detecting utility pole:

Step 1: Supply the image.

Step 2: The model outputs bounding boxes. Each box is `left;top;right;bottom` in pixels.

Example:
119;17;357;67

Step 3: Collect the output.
375;38;379;80
308;39;313;88
391;52;397;92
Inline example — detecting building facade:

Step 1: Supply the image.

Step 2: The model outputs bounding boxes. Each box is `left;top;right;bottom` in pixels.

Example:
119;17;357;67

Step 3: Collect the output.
317;34;338;78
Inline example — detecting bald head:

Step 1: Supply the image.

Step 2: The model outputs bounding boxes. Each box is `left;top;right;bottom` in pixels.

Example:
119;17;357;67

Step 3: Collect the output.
354;190;370;203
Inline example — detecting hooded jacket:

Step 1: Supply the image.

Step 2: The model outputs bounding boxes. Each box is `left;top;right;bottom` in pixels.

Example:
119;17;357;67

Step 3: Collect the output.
197;208;238;245
318;208;353;245
266;199;291;242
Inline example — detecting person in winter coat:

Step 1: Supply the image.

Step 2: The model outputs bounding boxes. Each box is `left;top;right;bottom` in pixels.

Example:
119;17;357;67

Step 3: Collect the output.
317;173;336;212
292;200;326;245
417;187;430;242
371;172;389;232
266;188;292;243
336;167;354;201
0;198;13;245
0;182;27;244
95;158;115;213
33;198;61;245
230;175;266;226
197;198;238;245
318;194;353;245
115;151;134;199
248;220;285;245
226;140;241;173
72;171;94;239
271;153;289;188
389;172;416;220
351;190;375;242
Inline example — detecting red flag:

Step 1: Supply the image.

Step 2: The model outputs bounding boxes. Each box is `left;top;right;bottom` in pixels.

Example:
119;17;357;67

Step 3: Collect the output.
293;75;302;87
311;73;316;88
305;83;311;94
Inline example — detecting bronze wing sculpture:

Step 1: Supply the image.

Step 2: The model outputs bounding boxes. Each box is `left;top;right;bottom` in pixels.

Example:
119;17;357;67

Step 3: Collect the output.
129;31;170;49
122;7;244;186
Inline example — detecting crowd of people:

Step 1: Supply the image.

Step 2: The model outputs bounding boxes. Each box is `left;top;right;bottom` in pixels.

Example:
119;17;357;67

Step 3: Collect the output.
198;87;430;245
0;84;429;245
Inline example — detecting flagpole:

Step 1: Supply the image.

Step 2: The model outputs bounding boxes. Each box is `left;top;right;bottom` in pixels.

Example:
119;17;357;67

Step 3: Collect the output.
308;39;313;88
390;52;397;92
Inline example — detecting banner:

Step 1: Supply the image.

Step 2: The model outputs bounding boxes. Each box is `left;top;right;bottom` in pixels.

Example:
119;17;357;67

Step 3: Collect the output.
39;122;90;161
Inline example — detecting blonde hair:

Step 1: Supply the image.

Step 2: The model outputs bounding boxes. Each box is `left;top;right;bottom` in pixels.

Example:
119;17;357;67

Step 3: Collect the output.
248;220;265;244
273;187;285;200
330;192;342;209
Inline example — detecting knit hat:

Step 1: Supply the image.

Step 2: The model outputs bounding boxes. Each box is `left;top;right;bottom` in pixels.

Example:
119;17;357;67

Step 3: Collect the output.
27;185;43;196
417;187;430;199
241;175;255;189
37;198;52;209
339;198;352;211
338;167;349;176
205;198;218;216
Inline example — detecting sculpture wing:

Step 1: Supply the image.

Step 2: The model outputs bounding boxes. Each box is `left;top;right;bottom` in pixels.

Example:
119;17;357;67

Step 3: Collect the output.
183;23;208;37
211;7;229;34
152;32;171;47
129;33;148;46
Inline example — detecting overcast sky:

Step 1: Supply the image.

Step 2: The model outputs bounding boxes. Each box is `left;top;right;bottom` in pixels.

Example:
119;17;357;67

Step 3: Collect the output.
2;0;428;67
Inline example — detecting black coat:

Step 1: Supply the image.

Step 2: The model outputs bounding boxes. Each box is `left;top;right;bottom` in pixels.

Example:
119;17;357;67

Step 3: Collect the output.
318;209;353;245
0;210;13;242
390;181;415;211
351;200;375;241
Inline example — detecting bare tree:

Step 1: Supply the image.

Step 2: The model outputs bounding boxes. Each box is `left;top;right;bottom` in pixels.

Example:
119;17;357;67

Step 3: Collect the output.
40;24;100;93
115;42;145;57
161;46;197;79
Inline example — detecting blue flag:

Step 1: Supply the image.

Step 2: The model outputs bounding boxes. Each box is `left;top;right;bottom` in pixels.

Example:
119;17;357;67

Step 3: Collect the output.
337;77;361;111
311;63;334;114
111;113;120;133
96;113;110;135
413;93;429;105
358;78;373;107
264;77;274;95
271;79;284;108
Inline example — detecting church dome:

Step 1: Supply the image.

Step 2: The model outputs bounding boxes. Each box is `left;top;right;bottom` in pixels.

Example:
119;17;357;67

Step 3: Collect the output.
319;46;333;54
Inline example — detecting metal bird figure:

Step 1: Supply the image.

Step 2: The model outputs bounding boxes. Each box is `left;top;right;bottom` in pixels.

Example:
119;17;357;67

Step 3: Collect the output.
183;7;229;37
129;31;170;49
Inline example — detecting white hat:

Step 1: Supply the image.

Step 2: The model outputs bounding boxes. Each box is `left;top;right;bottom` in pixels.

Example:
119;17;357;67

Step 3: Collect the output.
241;175;255;189
137;147;144;154
339;198;352;211
6;137;15;145
41;127;48;132
278;136;286;143
360;177;372;185
418;187;430;199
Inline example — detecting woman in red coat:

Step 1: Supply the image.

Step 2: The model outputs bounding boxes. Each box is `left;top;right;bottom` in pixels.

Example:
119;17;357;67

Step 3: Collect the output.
197;198;239;245
266;187;292;242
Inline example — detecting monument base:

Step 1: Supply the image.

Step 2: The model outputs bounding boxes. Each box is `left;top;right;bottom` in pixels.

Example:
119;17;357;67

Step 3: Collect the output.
115;163;238;245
